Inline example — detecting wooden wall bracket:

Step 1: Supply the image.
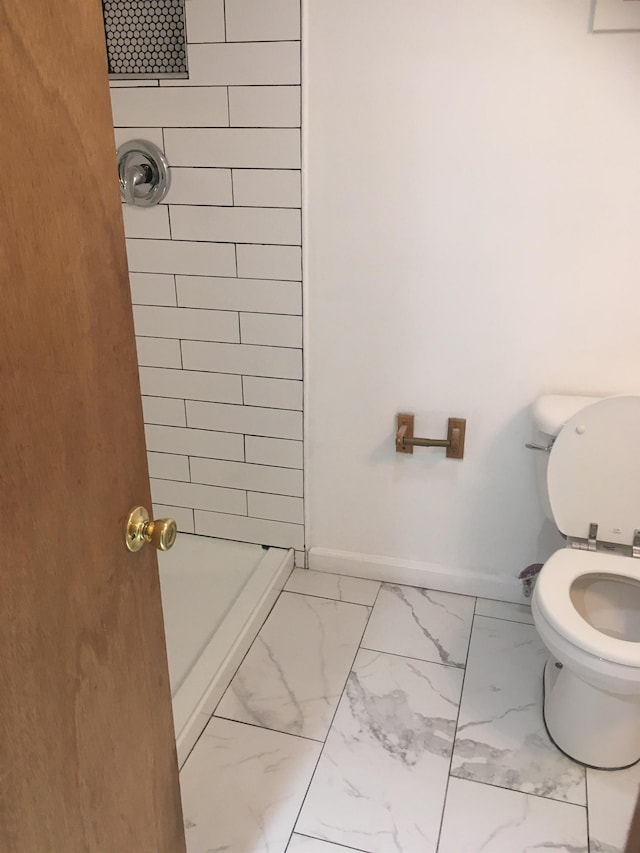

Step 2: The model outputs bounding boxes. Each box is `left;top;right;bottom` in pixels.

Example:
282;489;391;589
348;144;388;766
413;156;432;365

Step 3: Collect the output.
395;413;466;459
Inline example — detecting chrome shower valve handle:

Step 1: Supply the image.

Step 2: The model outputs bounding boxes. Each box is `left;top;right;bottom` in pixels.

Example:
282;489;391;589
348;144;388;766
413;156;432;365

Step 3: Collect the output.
117;139;170;207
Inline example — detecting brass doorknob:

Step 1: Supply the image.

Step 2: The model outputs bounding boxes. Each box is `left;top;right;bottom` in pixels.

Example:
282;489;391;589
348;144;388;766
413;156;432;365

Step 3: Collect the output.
125;506;177;552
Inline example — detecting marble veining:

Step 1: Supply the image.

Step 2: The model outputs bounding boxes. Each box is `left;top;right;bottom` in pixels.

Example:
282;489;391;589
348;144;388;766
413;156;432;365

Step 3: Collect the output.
450;616;586;805
361;583;475;668
215;592;369;740
438;777;588;853
296;648;463;853
177;569;632;853
180;717;322;853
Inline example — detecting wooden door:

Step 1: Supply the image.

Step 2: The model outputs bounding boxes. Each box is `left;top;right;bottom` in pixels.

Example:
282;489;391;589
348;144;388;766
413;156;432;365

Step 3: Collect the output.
0;2;185;851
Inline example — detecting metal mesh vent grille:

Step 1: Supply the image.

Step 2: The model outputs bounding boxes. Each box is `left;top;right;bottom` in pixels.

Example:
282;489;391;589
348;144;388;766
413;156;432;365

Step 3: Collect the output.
102;0;188;79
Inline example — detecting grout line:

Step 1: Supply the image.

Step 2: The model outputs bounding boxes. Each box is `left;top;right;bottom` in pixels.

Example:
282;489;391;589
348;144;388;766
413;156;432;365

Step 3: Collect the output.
211;714;323;744
291;833;368;853
285;583;383;848
141;393;302;414
447;773;588;810
282;588;374;609
435;598;477;852
358;644;467;671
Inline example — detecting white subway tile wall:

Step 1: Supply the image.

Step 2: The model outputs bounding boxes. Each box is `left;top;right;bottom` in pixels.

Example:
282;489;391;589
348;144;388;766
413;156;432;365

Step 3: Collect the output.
111;0;304;554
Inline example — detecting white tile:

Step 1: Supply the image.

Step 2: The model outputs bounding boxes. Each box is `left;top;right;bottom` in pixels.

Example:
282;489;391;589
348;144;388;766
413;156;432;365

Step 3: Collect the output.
236;244;302;280
195;510;304;549
475;597;534;625
177;275;302;314
450;616;586;804
113;127;164;150
438;777;588;853
185;0;225;43
164;128;300;168
139;366;242;404
126;238;236;276
186;400;303;439
287;838;356;853
240;312;302;347
248;492;303;524
215;592;368;739
243;376;303;410
163;168;232;206
296;649;463;853
133;306;239;342
245;435;303;468
229;86;300;128
135;336;182;368
121;205;171;239
141;396;186;427
182;340;302;379
226;0;300;41
129;272;176;306
191;457;303;496
147;451;190;482
152;503;195;534
111;86;228;127
587;762;640;853
144;424;244;460
294;550;306;568
150;478;246;515
362;583;475;668
166;41;300;86
170;205;301;245
180;717;321;853
285;569;380;606
232;169;301;208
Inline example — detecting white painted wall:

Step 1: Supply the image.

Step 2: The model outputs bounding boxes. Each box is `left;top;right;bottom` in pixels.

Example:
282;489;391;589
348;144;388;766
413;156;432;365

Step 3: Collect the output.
304;0;640;583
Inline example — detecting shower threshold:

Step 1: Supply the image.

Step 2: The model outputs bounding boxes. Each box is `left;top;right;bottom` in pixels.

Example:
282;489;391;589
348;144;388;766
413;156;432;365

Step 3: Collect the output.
157;534;293;766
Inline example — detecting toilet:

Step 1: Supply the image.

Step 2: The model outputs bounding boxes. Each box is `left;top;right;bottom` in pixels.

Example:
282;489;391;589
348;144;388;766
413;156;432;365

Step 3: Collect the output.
530;394;640;769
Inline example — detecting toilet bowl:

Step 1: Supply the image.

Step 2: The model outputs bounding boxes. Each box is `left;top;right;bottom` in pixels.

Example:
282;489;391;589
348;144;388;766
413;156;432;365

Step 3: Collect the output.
529;394;640;769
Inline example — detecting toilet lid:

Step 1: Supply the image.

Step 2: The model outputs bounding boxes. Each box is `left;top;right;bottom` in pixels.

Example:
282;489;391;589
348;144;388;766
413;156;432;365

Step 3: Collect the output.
547;396;640;547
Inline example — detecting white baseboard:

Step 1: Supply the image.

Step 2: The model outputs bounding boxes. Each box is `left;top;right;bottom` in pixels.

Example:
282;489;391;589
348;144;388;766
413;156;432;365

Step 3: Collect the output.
309;547;525;604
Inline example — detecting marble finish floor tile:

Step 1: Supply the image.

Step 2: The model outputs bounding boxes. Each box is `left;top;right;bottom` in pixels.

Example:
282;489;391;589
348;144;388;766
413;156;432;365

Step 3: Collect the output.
587;761;640;852
361;583;474;668
285;568;380;605
181;717;322;853
296;648;463;853
475;596;534;625
287;834;364;852
450;616;586;804
438;777;588;853
215;591;370;740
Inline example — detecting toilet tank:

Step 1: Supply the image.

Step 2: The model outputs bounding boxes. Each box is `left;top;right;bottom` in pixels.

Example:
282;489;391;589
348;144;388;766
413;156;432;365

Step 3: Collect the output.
531;394;603;520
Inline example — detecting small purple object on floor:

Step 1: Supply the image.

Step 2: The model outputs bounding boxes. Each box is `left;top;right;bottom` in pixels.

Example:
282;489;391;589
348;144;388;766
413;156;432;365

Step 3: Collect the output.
519;563;543;580
519;563;543;598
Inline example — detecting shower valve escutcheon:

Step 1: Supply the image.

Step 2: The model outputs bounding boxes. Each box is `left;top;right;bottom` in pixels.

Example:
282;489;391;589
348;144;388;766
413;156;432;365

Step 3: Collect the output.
117;139;171;207
395;413;466;458
125;506;177;552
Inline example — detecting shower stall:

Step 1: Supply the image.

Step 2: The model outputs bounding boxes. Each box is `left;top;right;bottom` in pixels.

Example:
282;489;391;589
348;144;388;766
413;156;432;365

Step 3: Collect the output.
107;0;304;762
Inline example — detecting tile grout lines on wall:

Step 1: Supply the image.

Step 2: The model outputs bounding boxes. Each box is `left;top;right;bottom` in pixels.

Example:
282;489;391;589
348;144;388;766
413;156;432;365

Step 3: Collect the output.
111;0;304;555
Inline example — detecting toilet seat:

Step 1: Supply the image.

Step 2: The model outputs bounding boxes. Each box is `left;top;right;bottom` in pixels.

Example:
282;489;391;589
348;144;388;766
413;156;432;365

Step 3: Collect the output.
536;548;640;667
